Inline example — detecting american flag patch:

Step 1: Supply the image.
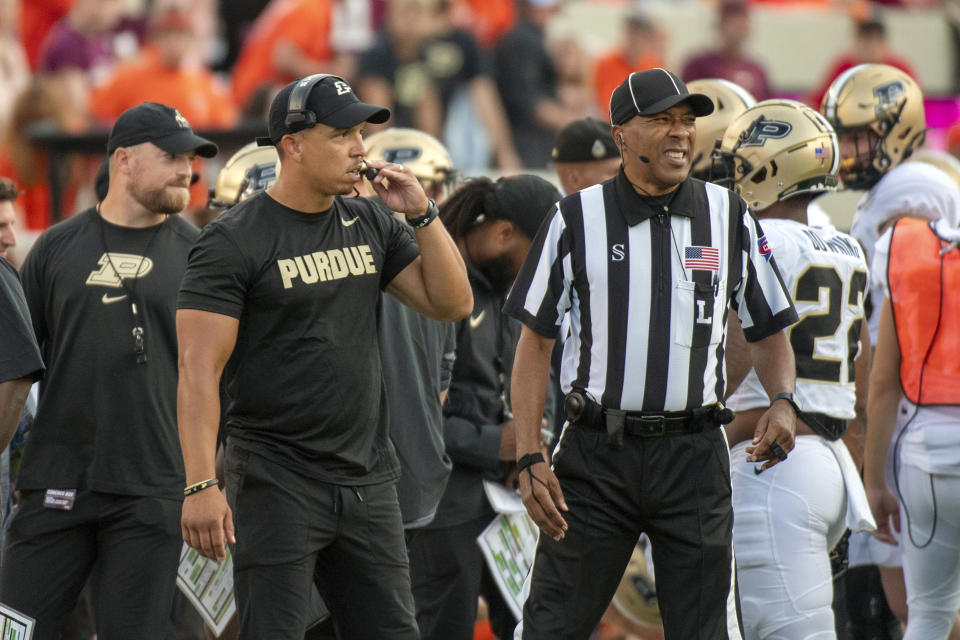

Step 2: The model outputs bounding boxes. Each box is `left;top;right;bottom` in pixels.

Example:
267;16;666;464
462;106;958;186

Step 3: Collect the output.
684;246;720;271
758;235;772;261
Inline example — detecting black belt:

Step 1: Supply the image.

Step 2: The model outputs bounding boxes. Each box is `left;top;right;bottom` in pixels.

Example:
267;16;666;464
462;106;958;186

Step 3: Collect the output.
565;391;731;443
800;411;847;441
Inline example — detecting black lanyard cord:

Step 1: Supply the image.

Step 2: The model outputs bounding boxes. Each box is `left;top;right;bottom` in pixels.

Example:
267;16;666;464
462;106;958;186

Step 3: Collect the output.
96;205;163;364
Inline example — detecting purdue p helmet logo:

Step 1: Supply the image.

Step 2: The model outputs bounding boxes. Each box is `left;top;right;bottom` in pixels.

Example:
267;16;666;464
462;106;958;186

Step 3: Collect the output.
737;117;792;148
873;80;905;116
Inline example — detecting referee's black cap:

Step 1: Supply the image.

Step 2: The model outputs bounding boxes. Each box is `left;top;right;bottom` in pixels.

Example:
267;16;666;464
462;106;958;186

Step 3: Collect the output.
493;175;561;240
552;118;619;163
609;69;714;125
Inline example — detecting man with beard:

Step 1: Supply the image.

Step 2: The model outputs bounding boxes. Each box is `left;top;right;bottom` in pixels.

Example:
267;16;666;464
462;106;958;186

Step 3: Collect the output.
406;174;561;640
0;102;217;640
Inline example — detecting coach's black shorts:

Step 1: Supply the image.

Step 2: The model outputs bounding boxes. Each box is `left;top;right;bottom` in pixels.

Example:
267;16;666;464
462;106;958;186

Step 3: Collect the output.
521;424;741;640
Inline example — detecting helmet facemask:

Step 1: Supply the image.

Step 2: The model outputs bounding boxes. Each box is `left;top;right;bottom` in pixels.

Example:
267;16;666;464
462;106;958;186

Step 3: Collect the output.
821;63;926;190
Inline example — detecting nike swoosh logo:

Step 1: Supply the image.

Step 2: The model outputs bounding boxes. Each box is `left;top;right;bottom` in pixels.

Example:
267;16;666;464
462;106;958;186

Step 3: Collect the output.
102;293;128;305
469;310;485;329
340;216;358;227
753;465;765;475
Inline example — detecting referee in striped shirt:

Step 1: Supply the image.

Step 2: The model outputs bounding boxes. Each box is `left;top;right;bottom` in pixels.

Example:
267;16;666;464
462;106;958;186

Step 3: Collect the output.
504;69;801;639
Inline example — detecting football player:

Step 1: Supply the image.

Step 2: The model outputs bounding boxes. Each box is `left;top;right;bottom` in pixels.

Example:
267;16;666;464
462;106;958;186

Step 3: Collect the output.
717;99;877;639
823;63;960;638
685;78;756;182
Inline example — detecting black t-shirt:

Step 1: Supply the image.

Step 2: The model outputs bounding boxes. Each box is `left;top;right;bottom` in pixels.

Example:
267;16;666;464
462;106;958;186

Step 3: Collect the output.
0;257;42;384
494;19;558;168
421;28;488;108
18;209;199;498
177;192;419;484
357;34;424;129
358;28;487;126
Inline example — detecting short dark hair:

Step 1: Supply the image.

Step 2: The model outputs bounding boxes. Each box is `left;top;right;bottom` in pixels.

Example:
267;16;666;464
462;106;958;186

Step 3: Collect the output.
0;177;18;203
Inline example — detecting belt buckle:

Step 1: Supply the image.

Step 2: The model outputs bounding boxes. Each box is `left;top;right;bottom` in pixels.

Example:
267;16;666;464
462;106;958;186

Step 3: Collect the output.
636;415;667;437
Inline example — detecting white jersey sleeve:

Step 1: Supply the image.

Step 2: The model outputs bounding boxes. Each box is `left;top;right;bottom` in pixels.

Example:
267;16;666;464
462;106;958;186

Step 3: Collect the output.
727;219;869;418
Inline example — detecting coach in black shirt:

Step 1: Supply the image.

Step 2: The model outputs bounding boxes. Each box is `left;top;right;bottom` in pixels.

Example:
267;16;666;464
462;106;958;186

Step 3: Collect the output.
177;75;471;640
505;69;800;639
1;102;216;640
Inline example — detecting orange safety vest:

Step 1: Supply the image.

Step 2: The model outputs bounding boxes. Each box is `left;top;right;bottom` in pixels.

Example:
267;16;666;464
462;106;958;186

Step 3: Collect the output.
887;217;960;405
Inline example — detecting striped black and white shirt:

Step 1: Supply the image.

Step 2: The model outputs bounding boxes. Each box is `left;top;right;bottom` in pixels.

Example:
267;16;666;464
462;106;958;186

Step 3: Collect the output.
504;169;798;413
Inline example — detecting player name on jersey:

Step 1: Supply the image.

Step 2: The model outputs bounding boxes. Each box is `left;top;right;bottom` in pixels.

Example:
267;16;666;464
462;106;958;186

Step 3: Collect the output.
801;229;862;258
277;244;377;289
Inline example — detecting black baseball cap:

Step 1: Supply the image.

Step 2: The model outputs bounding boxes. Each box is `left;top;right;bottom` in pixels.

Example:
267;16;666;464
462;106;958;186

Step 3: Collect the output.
492;175;561;240
106;102;218;157
260;76;390;146
552;118;619;163
609;69;714;126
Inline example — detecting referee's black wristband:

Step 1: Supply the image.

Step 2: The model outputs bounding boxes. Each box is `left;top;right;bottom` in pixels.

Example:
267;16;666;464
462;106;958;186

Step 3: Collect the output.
183;478;219;498
517;453;545;473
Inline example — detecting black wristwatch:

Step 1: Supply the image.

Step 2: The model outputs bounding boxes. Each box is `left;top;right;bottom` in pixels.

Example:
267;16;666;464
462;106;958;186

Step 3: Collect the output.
406;199;439;229
770;391;802;416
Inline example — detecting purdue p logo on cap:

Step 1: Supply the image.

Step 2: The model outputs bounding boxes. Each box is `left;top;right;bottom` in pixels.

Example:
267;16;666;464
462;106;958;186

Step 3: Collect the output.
173;109;190;129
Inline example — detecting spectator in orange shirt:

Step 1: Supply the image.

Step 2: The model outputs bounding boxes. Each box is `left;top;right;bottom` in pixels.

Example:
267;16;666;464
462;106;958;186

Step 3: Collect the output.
90;12;236;128
808;18;917;110
593;9;666;119
230;0;353;113
90;10;237;211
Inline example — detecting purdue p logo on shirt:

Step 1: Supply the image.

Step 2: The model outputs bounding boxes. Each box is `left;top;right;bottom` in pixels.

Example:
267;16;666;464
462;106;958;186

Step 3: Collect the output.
86;253;154;287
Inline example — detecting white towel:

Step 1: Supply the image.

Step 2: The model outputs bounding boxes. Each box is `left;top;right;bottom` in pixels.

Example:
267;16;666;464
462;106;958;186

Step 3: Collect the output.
824;438;876;533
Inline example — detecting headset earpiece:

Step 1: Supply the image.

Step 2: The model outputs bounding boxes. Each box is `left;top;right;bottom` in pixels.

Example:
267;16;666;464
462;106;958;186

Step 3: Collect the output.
284;73;345;132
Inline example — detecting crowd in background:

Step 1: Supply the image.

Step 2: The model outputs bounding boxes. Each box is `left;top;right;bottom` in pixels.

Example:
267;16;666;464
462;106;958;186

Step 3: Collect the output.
1;2;960;640
0;0;954;254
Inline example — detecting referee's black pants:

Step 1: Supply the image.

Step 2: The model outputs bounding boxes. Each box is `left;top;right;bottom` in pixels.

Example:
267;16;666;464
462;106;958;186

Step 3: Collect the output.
0;489;182;640
521;423;741;640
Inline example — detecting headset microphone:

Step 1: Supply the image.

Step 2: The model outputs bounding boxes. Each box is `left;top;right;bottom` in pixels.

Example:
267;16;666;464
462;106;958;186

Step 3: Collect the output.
618;135;650;163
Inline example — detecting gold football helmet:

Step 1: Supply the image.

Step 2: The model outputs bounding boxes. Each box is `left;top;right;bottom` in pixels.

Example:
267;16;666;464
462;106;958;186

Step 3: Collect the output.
363;128;456;199
821;63;925;189
718;99;839;211
210;142;279;209
686;78;756;180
